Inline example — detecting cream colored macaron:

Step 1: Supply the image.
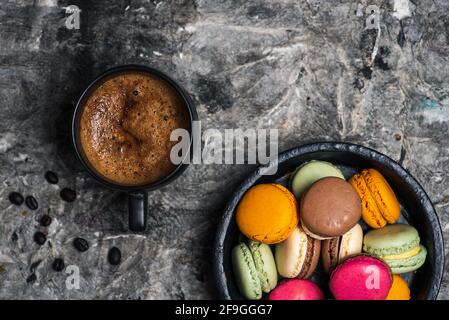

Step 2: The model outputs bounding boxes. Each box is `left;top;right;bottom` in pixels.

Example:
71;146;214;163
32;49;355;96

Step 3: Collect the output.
275;226;321;279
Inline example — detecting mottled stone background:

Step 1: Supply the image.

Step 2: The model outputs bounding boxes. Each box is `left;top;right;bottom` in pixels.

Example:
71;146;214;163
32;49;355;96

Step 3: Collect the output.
0;0;448;299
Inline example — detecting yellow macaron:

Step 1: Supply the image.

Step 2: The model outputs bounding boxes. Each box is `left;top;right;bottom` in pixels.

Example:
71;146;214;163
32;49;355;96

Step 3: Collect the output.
236;184;298;244
386;275;411;300
349;168;400;228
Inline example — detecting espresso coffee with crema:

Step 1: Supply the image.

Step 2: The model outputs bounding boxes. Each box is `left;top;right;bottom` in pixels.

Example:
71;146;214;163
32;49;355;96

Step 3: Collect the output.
79;72;189;186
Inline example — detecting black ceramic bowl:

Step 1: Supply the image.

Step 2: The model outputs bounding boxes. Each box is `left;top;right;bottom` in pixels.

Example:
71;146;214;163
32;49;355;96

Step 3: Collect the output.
213;142;444;300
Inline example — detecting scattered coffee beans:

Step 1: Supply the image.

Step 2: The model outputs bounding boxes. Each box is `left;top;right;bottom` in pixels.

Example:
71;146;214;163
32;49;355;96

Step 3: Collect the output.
40;214;52;227
73;237;89;252
60;188;76;202
9;192;24;206
26;273;37;283
33;232;46;246
107;247;122;265
52;258;65;272
44;171;59;184
25;196;38;210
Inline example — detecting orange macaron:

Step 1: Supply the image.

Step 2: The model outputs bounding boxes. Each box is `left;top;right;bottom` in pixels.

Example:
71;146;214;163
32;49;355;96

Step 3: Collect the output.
236;184;298;244
386;275;411;300
349;168;400;229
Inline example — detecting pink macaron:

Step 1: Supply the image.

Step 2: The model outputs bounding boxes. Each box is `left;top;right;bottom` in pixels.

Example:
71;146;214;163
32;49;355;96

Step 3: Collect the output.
268;279;325;300
329;254;392;300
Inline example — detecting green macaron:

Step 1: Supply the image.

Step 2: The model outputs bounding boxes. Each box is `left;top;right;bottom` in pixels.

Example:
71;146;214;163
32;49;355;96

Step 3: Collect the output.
232;241;277;299
248;240;277;292
290;160;345;200
363;224;427;274
386;245;427;273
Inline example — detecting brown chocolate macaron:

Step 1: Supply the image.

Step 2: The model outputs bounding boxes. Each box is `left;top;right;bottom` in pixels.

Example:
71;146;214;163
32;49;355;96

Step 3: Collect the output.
300;177;361;240
322;237;340;273
321;223;363;273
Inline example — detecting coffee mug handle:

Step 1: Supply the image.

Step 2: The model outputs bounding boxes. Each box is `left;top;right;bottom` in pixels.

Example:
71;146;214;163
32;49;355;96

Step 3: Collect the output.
128;192;148;232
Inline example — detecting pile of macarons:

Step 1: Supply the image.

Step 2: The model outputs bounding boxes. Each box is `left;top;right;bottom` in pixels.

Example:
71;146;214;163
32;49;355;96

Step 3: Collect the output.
232;160;427;300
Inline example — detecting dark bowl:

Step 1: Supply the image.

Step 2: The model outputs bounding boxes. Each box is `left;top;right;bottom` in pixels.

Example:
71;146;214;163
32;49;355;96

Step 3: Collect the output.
213;142;444;300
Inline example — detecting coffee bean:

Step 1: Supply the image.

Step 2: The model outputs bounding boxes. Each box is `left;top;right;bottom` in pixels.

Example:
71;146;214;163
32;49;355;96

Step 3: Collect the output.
33;232;46;246
30;260;42;273
60;188;76;202
107;247;121;265
52;258;65;272
73;237;89;252
9;192;24;206
25;196;38;210
11;231;18;242
44;171;59;184
40;214;52;227
26;273;37;283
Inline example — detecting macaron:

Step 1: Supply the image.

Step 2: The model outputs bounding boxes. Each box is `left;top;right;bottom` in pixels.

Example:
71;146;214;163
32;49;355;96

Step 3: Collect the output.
232;243;261;300
387;275;411;300
236;184;298;244
290;160;345;200
363;224;427;274
300;177;362;239
275;226;321;279
349;168;400;228
329;254;392;300
268;279;325;300
232;241;277;299
321;223;363;273
248;240;278;293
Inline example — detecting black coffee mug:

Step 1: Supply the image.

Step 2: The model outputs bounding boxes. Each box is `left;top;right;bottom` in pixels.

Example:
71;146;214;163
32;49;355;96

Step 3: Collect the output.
72;65;197;231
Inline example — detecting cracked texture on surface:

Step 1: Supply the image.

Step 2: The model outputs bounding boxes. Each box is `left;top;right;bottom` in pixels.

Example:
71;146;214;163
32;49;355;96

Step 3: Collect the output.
0;0;448;299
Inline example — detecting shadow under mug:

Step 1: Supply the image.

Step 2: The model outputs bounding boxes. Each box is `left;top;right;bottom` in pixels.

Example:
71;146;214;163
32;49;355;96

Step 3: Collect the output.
72;65;198;231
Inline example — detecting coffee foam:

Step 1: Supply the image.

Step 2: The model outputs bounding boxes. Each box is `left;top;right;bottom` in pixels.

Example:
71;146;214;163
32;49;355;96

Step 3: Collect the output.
79;72;189;186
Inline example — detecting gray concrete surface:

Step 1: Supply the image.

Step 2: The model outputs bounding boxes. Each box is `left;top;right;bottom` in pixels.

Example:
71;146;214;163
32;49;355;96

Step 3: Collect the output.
0;0;448;299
